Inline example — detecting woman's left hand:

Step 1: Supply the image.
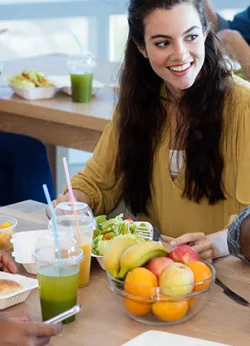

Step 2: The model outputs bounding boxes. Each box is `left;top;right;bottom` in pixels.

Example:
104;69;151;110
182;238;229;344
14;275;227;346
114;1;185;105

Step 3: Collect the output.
170;233;213;263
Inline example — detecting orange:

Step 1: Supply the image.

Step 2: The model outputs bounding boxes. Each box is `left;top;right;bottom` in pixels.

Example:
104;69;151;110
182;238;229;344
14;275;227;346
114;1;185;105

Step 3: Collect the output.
124;267;158;298
124;297;151;316
0;221;11;229
123;268;157;316
152;300;188;322
187;261;212;292
188;298;196;308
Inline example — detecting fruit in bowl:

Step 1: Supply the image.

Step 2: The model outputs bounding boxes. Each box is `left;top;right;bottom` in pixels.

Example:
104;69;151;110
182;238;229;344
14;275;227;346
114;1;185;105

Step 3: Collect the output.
169;245;200;264
0;216;18;251
147;257;173;279
159;262;194;297
105;241;215;325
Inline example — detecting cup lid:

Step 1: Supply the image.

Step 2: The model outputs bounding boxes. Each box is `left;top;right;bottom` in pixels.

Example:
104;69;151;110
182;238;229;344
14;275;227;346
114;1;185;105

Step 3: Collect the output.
55;201;92;213
67;53;96;73
33;231;83;266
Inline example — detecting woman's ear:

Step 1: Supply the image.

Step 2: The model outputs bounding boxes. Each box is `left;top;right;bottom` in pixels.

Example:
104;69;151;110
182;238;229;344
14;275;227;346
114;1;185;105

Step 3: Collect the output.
135;42;148;59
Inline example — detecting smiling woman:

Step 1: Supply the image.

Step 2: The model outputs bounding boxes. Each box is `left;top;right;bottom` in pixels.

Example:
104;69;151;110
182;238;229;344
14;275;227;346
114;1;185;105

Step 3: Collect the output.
53;0;250;263
138;5;206;95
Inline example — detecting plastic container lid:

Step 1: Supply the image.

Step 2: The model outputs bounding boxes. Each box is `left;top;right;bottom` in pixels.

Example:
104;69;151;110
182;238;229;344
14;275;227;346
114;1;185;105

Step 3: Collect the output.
33;231;83;266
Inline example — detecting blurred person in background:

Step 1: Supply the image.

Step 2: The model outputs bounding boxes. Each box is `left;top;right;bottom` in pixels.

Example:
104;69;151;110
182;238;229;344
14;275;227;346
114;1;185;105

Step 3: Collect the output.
205;0;250;80
0;29;55;206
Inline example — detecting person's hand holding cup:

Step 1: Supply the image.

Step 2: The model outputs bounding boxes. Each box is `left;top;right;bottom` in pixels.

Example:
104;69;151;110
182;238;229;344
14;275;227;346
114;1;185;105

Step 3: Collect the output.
67;53;96;103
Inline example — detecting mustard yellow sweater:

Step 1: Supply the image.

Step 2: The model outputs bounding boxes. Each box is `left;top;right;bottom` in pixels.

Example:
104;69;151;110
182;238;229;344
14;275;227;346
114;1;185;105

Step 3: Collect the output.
71;76;250;237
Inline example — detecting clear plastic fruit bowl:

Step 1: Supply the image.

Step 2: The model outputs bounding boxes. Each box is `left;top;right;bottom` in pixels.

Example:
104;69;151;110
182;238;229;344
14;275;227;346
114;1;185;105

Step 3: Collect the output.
107;261;215;326
0;216;18;251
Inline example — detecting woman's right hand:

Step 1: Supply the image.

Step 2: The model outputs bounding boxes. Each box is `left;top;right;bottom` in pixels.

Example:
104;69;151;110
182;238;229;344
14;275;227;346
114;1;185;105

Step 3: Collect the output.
52;194;71;209
46;194;71;219
47;190;91;218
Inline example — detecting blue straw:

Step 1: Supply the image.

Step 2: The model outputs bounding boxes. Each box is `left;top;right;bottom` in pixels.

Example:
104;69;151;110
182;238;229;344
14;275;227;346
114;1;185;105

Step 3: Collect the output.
42;184;62;261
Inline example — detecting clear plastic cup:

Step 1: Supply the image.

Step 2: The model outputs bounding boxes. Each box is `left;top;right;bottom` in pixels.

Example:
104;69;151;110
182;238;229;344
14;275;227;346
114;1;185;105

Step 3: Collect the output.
55;201;94;218
67;53;96;103
48;212;96;288
33;231;83;324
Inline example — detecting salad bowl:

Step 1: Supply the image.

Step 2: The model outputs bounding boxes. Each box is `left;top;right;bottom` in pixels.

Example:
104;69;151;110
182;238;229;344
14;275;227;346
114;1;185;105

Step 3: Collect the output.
91;214;154;270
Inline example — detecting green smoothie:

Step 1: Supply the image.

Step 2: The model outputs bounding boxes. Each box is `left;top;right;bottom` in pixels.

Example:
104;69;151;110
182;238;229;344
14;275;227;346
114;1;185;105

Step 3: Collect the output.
70;73;93;103
37;266;79;324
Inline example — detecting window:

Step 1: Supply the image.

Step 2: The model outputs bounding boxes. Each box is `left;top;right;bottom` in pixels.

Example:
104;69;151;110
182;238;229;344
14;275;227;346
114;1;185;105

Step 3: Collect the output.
219;8;243;19
109;14;128;62
0;18;89;61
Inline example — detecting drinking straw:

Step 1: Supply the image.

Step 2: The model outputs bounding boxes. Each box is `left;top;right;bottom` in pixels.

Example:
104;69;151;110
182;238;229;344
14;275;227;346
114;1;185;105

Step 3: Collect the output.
42;184;62;261
67;27;84;56
62;157;82;242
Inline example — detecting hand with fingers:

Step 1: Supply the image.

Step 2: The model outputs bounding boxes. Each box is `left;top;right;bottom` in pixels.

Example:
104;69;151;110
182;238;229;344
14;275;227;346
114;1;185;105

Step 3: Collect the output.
0;251;17;273
47;189;91;219
167;233;213;263
159;235;175;252
0;317;63;346
46;193;73;219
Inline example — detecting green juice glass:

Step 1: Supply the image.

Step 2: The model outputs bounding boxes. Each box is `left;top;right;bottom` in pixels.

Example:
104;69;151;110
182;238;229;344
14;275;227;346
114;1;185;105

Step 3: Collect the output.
67;53;96;103
70;73;93;103
33;231;83;324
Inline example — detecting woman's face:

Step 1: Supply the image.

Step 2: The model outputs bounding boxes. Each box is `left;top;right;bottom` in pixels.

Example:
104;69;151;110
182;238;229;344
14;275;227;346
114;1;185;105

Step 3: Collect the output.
140;4;206;97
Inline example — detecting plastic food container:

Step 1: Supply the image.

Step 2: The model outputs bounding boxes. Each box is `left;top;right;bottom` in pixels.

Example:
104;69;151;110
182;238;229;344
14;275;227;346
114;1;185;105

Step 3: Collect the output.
9;84;57;100
11;230;48;274
0;216;18;251
0;272;38;310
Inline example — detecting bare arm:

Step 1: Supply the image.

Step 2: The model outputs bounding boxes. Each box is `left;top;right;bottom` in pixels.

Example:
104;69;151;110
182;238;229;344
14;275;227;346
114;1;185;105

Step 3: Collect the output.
239;215;250;260
204;0;250;80
217;30;250;80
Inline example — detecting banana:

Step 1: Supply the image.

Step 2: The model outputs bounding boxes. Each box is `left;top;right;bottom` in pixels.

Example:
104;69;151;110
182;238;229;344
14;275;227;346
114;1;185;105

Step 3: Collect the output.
103;237;138;278
118;242;167;279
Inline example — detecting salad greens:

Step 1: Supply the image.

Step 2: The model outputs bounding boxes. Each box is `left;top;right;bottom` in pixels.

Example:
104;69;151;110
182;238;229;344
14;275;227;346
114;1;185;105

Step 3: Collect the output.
7;69;55;88
92;214;148;256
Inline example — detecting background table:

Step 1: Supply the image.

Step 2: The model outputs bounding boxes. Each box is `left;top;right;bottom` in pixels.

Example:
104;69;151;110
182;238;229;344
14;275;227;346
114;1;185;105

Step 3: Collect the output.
0;54;120;152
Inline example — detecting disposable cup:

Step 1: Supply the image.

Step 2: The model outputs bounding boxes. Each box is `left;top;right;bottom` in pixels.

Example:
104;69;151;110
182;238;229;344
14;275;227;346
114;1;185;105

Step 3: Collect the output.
67;53;96;103
33;231;83;324
48;214;95;288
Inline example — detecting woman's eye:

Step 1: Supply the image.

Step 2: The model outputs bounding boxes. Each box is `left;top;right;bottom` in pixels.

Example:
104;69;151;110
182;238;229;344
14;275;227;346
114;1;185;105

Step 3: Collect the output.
186;34;199;41
155;41;171;48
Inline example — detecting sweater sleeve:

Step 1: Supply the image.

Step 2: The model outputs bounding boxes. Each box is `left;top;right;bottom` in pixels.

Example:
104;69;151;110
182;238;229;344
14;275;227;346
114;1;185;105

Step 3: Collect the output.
235;98;250;205
70;109;122;215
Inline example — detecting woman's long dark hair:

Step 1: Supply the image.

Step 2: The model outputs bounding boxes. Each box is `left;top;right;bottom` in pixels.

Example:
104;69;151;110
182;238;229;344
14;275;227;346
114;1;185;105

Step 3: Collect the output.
115;0;232;215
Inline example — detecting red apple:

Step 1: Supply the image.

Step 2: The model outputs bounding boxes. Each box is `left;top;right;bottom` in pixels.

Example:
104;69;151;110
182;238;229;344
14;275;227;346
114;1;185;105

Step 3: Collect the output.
147;257;173;279
159;262;194;296
169;245;200;264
